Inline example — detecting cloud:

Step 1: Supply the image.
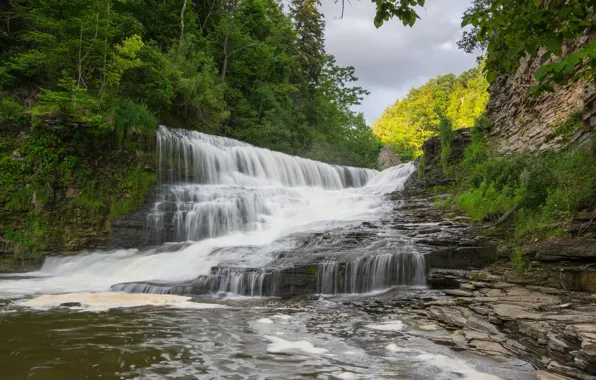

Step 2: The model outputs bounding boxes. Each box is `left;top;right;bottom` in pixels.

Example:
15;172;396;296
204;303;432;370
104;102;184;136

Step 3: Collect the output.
320;0;480;123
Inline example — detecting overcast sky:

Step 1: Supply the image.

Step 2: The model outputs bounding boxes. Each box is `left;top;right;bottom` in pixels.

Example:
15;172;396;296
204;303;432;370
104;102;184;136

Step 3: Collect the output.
319;0;480;123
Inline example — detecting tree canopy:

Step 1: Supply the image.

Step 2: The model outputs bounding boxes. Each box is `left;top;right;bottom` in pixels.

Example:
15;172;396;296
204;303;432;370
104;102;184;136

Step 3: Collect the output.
0;0;381;168
372;65;489;161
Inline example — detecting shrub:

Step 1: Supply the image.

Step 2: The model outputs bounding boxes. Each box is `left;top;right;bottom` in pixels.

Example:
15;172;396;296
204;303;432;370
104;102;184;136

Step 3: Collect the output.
510;249;529;274
454;134;596;242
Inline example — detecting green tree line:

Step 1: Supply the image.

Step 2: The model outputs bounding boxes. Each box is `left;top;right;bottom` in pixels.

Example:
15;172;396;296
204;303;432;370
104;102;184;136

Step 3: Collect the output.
372;65;489;161
0;0;381;168
0;0;383;262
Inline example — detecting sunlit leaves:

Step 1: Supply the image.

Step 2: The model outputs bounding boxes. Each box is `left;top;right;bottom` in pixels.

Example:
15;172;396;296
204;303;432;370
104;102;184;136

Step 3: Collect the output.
373;65;489;160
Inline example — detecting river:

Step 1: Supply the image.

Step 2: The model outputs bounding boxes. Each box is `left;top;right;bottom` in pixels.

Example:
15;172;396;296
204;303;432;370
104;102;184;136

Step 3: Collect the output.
0;127;535;379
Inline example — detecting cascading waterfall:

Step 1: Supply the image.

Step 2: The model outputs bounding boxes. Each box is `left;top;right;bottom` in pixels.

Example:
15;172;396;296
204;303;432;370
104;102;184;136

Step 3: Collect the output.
0;125;425;298
316;253;427;295
145;126;378;243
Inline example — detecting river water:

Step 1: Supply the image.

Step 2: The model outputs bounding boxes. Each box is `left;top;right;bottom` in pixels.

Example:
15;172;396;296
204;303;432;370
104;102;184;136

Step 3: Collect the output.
0;127;535;379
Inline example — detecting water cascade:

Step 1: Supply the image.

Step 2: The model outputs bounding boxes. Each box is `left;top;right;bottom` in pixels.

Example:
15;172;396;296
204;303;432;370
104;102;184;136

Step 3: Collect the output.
0;126;425;298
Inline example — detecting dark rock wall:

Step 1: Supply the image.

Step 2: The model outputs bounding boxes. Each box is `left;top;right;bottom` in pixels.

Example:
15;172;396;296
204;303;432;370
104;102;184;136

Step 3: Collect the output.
418;128;472;186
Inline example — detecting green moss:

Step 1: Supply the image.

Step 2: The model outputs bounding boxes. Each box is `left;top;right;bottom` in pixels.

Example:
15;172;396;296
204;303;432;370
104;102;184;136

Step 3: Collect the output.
305;265;317;278
439;116;454;175
110;169;156;218
0;118;156;265
469;272;488;281
417;153;426;179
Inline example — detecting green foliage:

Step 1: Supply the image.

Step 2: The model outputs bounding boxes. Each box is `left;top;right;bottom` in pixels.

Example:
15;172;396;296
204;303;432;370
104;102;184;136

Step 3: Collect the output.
553;111;583;141
458;0;594;95
110;164;156;218
0;97;26;124
1;0;380;169
0;0;384;263
454;135;596;241
373;65;488;159
372;0;426;28
115;100;158;149
375;1;595;95
510;249;530;274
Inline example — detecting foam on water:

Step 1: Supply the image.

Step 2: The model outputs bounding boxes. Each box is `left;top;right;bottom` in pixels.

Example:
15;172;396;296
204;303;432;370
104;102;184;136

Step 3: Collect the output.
263;335;329;355
366;321;406;331
415;353;503;380
16;292;227;311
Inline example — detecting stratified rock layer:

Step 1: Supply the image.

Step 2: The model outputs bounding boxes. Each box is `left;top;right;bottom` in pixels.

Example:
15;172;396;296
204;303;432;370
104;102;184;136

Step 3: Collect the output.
486;33;596;154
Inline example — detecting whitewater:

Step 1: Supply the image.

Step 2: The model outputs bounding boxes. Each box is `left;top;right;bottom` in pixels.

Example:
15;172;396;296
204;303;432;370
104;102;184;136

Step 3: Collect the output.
0;126;417;298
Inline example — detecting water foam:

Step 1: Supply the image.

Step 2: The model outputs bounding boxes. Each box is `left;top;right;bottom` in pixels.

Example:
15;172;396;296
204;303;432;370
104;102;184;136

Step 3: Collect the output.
17;292;227;311
263;335;328;355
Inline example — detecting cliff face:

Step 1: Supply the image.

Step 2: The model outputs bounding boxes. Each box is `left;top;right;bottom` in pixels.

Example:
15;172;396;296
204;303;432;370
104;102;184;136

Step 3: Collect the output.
377;146;401;169
0;122;155;268
486;34;596;153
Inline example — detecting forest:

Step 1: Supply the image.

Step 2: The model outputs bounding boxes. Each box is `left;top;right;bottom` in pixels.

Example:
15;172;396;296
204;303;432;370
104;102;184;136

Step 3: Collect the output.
372;65;489;161
1;0;595;262
0;0;381;168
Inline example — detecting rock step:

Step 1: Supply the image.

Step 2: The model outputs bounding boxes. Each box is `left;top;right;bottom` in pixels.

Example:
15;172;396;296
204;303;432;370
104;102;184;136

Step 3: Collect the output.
111;252;428;297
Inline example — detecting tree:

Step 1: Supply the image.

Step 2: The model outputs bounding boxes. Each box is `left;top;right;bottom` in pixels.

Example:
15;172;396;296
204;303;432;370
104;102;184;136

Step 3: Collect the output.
371;0;596;95
372;66;488;160
289;0;326;88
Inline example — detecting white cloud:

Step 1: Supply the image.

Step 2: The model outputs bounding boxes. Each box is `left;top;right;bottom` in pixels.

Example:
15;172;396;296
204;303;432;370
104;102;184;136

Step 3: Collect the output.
320;0;481;123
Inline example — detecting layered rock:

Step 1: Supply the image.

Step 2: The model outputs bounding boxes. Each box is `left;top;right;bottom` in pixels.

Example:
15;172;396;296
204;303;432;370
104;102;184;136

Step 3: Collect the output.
378;146;401;169
486;34;596;154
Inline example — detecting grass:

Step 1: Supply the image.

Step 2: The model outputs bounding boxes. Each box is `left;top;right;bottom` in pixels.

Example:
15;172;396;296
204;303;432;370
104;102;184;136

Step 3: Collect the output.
453;133;596;242
510;249;530;274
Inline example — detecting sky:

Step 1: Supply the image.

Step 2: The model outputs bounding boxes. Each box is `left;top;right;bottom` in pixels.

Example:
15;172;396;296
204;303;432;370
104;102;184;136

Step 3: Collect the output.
319;0;480;124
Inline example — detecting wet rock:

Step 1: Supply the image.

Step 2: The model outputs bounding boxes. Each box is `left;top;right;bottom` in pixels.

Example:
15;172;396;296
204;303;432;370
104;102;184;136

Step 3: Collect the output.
59;302;82;307
466;315;501;335
536;370;573;380
463;329;490;341
469;340;510;356
418;324;438;331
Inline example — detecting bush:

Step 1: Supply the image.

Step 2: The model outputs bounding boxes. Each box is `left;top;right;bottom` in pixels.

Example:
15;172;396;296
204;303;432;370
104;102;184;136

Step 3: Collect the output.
454;137;596;242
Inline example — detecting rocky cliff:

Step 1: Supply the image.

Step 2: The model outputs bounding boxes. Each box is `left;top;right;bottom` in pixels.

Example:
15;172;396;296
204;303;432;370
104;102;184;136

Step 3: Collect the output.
378;146;401;169
486;34;596;154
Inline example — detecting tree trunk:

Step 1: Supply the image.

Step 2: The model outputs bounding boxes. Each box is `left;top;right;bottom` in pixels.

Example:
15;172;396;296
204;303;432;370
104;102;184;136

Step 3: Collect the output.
179;0;187;41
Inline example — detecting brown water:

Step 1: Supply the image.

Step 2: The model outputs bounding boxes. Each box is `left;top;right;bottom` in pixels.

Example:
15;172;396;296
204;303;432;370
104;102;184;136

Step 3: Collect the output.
0;292;536;380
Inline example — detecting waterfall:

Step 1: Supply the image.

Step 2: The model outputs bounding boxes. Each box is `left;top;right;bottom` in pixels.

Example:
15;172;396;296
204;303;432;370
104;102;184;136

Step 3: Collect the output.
316;253;427;295
147;126;379;243
156;126;376;189
0;126;426;298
